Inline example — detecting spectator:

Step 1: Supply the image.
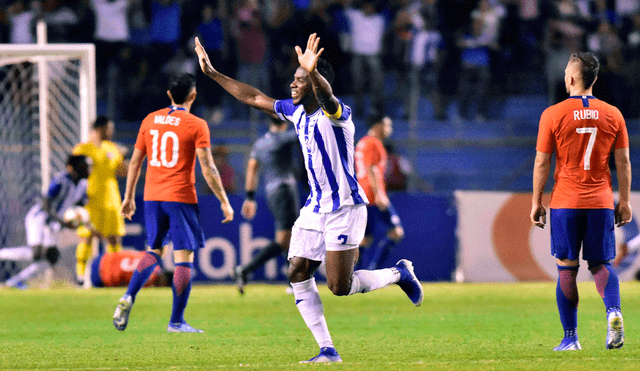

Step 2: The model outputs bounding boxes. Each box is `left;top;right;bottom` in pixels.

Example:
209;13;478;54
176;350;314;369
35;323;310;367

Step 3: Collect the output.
38;0;82;43
231;0;269;122
147;0;182;72
345;0;386;117
457;15;492;122
90;0;131;101
6;0;35;44
588;21;623;61
212;144;237;194
194;2;228;124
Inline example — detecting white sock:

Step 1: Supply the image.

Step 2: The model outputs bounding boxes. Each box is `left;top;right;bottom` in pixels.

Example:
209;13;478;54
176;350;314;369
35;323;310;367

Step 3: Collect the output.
348;268;400;295
5;262;47;287
291;277;334;349
0;246;33;261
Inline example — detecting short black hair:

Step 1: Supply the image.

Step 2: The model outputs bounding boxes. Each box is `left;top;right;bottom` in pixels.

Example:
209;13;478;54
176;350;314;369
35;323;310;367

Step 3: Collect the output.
169;73;197;104
570;52;600;90
317;58;335;85
67;154;89;170
366;113;385;129
93;115;111;129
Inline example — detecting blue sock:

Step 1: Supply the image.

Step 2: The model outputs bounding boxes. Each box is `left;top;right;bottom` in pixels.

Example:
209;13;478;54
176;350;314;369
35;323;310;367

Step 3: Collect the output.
590;263;621;312
556;265;579;337
170;262;193;324
367;238;396;270
126;251;161;303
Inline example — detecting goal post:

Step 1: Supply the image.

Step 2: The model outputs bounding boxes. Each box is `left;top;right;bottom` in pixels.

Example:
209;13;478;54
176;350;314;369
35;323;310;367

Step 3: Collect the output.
0;42;96;248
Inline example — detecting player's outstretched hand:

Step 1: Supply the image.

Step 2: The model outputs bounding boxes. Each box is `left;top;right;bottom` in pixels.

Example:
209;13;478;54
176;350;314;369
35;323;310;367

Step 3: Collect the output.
615;201;632;227
241;199;257;220
221;202;234;223
121;199;136;220
295;33;324;73
194;37;216;76
530;203;546;228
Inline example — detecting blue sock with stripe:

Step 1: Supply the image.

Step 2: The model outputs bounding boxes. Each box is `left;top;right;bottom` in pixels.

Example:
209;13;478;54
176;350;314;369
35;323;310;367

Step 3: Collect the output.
556;265;579;338
590;263;621;312
170;262;193;324
126;251;161;303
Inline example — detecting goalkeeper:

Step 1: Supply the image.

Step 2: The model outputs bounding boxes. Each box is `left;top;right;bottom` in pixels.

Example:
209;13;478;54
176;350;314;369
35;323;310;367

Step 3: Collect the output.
73;116;128;285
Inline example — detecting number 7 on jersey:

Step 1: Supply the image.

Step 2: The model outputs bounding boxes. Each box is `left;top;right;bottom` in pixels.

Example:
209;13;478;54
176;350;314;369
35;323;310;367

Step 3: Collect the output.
576;127;597;170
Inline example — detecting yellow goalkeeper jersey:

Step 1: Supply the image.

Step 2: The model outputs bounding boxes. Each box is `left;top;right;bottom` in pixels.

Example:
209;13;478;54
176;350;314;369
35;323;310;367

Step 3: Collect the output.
73;141;123;210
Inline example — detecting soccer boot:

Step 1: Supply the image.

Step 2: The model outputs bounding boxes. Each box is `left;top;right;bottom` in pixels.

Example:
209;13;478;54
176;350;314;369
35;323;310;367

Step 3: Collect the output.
231;265;247;295
395;259;424;307
167;322;204;333
553;337;582;351
606;310;624;349
113;294;133;331
299;347;343;363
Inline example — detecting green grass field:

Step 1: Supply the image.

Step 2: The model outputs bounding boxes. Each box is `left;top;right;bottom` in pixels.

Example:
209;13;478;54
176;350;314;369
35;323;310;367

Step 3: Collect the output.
1;281;639;370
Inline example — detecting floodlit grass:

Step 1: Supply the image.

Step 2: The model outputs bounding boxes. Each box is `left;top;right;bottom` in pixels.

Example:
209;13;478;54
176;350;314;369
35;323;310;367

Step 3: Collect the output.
1;282;639;370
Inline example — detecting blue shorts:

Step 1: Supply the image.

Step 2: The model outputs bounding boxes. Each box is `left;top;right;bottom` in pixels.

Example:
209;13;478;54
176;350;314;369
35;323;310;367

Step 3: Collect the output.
364;202;402;237
144;201;205;251
550;208;615;262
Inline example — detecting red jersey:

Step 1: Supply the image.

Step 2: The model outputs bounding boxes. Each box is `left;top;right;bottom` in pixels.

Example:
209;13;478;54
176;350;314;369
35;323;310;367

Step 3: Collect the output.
536;96;628;209
355;135;387;204
99;251;161;287
135;106;210;203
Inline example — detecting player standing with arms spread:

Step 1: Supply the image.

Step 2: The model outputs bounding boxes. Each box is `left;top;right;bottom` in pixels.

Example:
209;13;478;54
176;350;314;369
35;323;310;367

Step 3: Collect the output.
355;114;405;270
112;73;233;333
73;116;127;285
233;117;300;294
195;33;423;362
531;52;632;351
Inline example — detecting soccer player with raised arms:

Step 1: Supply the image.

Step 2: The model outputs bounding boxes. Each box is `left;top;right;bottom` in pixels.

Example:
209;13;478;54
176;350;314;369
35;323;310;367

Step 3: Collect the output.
531;52;632;351
112;73;234;333
195;33;423;362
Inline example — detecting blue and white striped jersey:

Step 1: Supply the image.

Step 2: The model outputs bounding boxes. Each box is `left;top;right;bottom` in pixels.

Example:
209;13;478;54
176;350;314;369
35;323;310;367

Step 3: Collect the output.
274;99;368;213
30;172;88;224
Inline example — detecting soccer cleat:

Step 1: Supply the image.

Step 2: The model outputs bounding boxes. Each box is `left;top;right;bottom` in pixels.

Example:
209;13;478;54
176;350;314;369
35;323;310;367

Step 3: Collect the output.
113;294;133;331
606;310;624;349
167;322;204;333
395;259;424;307
231;265;247;295
553;337;581;351
299;347;343;363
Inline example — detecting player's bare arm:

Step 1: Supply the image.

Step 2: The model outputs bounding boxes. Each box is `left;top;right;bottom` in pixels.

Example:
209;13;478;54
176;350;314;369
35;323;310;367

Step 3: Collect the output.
295;33;340;115
531;151;551;228
121;148;145;220
614;147;632;227
196;147;234;223
241;158;259;220
366;164;388;210
194;37;277;118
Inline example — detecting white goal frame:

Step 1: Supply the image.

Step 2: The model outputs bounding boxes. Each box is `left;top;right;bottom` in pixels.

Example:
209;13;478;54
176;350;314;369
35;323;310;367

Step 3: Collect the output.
0;42;96;192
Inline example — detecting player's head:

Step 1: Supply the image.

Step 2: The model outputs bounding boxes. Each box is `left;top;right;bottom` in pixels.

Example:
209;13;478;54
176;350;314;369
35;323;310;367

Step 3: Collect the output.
167;73;197;105
565;52;600;93
66;154;92;180
291;58;334;105
366;113;393;139
93;115;114;140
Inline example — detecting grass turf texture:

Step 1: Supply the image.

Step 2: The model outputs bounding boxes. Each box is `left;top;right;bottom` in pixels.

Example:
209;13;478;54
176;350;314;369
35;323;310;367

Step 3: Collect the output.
1;282;639;370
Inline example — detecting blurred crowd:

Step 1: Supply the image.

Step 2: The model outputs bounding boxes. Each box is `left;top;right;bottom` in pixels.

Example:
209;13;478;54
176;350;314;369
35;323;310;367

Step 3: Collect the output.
2;0;640;123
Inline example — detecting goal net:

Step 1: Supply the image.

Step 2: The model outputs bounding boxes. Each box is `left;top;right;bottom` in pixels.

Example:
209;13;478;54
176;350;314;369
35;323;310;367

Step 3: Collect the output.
0;44;95;259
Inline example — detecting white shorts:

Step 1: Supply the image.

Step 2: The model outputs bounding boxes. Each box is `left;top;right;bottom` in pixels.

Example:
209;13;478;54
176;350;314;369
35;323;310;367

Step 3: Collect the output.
25;207;55;247
288;204;367;262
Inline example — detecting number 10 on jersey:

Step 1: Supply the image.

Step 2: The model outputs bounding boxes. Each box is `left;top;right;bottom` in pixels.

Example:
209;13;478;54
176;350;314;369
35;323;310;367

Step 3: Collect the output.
150;129;179;168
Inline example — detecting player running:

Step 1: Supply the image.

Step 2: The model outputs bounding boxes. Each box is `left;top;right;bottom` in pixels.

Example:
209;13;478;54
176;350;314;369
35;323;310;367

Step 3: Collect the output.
531;52;632;351
112;73;233;333
195;33;423;362
1;155;92;289
355;114;405;270
233;117;300;294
